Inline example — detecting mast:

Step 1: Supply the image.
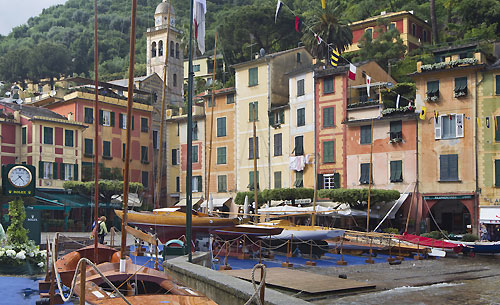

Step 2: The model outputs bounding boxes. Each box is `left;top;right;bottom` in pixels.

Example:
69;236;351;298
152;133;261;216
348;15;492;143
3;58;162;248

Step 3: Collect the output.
205;33;218;205
120;0;138;267
366;118;374;232
155;0;172;210
186;0;195;263
252;103;258;222
93;0;100;263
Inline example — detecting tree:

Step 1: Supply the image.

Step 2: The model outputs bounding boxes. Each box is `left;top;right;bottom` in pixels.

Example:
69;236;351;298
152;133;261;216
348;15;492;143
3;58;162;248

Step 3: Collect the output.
318;189;400;209
27;42;72;85
0;47;31;87
63;180;144;204
351;21;406;70
301;3;352;63
6;198;28;246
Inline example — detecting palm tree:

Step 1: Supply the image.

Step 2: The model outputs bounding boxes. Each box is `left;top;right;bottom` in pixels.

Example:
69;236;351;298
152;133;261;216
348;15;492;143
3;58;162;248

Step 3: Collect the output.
301;4;352;63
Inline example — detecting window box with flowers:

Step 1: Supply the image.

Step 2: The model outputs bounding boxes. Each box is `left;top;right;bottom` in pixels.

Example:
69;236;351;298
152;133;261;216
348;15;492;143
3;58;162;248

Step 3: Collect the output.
381;105;415;117
426;80;440;102
454;77;468;98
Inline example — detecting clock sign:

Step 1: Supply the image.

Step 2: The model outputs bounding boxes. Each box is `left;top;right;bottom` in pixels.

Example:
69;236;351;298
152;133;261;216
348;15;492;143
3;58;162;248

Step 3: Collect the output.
2;164;36;197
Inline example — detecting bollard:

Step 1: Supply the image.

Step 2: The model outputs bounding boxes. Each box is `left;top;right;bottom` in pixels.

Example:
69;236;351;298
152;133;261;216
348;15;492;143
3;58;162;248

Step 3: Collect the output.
365;237;375;264
238;235;250;260
305;240;316;266
414;240;424;260
281;238;293;268
396;239;404;261
337;235;348;265
387;237;395;263
219;241;232;270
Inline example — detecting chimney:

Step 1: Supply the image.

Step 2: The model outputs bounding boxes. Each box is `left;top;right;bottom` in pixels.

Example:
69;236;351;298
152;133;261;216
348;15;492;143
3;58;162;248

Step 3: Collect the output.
67;112;73;120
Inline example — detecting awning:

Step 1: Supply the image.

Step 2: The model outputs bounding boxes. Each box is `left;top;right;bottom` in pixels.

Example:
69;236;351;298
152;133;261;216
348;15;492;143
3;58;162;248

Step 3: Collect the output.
111;193;142;207
200;197;231;208
35;191;89;209
174;197;204;207
480;207;500;224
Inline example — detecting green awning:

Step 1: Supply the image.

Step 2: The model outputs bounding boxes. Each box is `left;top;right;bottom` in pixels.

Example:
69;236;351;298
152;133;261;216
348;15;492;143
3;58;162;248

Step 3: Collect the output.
35;191;88;208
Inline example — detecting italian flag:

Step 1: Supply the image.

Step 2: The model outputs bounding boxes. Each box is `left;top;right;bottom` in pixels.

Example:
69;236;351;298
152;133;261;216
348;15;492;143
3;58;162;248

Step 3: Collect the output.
348;63;356;80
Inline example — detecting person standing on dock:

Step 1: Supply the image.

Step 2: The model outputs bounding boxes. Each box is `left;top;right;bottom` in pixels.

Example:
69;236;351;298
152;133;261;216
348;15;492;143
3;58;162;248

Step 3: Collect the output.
98;216;108;244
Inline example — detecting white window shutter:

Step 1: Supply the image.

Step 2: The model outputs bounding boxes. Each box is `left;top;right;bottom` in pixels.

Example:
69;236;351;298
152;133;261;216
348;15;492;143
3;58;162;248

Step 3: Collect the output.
434;116;442;140
456;113;464;138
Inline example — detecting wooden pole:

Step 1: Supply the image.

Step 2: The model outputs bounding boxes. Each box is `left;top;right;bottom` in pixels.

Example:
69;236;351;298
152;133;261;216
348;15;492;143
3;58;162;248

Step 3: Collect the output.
337;235;347;265
405;185;417;233
365;237;375;264
92;0;100;265
79;260;86;305
306;240;316;266
155;0;172;209
259;239;262;264
205;33;218;203
366;119;374;233
260;268;265;305
252;103;258;223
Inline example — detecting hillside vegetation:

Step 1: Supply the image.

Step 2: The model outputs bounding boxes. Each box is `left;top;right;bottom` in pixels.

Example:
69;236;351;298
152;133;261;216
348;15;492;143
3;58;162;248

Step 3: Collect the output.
0;0;498;84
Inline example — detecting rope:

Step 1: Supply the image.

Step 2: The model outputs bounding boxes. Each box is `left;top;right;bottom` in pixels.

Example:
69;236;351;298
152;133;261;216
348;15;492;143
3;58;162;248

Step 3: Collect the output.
243;264;266;305
57;233;88;247
423;198;451;239
49;239;132;305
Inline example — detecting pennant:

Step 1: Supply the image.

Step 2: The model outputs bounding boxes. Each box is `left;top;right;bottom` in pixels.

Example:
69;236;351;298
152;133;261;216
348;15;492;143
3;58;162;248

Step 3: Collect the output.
193;0;206;54
449;114;453;120
420;106;426;120
275;0;283;23
379;87;382;104
314;33;323;45
434;111;439;124
295;16;303;32
348;63;356;80
396;94;400;108
366;75;371;97
330;48;339;67
486;117;490;128
321;0;326;9
477;117;481;128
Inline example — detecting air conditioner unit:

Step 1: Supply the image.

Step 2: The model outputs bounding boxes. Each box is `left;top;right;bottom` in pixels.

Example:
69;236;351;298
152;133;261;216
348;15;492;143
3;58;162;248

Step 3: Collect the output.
166;109;173;118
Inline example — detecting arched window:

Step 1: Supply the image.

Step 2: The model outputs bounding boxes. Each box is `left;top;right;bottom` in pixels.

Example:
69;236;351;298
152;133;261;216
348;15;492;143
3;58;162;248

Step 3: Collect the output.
158;40;163;56
175;43;180;59
170;40;174;57
173;73;177;87
151;42;157;57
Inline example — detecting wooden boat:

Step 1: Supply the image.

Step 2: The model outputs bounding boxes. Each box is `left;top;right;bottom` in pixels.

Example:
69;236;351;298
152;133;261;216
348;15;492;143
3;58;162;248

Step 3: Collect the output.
446;240;499;255
114;209;237;243
213;224;284;238
74;260;216;304
256;220;345;241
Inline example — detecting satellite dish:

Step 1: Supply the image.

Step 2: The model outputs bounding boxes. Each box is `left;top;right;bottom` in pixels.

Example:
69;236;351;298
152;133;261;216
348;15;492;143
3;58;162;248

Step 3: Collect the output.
259;48;265;57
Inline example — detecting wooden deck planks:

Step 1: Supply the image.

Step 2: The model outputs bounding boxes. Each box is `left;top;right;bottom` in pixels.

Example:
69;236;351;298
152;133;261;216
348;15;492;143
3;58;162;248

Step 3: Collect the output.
220;267;375;294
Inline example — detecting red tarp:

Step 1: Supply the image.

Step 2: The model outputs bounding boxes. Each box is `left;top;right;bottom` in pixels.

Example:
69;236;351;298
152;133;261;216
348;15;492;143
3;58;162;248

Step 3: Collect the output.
396;233;463;252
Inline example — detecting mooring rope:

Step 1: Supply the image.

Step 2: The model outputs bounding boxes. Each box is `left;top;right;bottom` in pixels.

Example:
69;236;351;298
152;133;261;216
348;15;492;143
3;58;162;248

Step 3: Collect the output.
244;263;266;305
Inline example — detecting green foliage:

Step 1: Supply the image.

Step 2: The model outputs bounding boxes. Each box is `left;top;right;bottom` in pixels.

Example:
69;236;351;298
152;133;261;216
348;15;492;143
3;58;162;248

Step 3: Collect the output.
383;227;399;234
235;191;265;205
261;188;314;201
6;198;28;246
63;180;143;204
317;188;400;209
462;233;479;242
420;230;448;240
381;83;416;109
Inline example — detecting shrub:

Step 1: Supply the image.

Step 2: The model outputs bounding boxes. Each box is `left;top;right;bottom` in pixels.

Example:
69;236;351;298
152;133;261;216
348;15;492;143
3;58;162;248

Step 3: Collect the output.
462;233;479;242
234;191;265;205
318;188;400;209
420;230;448;240
383;227;399;234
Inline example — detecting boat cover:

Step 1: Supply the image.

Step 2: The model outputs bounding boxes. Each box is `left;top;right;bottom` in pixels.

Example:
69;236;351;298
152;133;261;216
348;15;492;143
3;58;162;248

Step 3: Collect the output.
396;233;463;253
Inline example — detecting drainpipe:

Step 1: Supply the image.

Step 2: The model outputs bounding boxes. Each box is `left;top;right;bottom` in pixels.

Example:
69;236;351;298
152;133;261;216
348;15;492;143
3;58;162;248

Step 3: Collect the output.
267;59;272;190
312;70;317;226
415;115;420;234
474;70;483;235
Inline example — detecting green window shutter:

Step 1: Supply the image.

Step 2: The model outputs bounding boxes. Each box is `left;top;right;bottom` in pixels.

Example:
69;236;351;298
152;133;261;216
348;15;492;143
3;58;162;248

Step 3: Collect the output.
217;117;226;137
440;155;449;181
294;136;304;156
449;154;458;180
44;127;53;144
274;133;282;156
197;176;203;192
274;171;282;189
249;171;259;190
65;130;74;147
123;143;126;160
361;125;371;144
297;108;305;126
360;163;370;184
496;75;500;95
249;67;258;86
53;162;58;179
317;174;324;189
294;171;304;187
323;107;334;127
218;175;227;192
119;113;123;129
110;112;115;127
22;127;26;144
324;78;334;94
74;164;78;181
172;149;177;165
192;145;198;163
84;139;93;155
39;161;44;178
217;147;226;164
99;110;104;125
269;111;275;126
132;116;135;130
103;141;110;157
141;146;148;162
323;141;335;163
60;163;65;180
496;160;500;187
333;173;340;189
390;160;402;182
495;116;500;141
142;171;149;188
279;110;284;124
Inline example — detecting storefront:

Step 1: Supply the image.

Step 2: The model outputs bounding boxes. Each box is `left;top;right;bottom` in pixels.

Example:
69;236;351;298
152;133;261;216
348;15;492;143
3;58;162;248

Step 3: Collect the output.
479;206;500;241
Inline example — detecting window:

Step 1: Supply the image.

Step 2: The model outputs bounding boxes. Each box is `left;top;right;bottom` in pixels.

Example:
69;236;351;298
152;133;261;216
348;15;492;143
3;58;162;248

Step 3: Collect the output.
170;40;174;57
388;23;396;31
323;173;340;189
423;30;427;42
43;127;53;144
390;160;403;182
22;127;26;144
249;137;259;159
218;175;227;192
323;107;334;127
270;110;284;126
496;116;500;142
360;163;371;184
192;145;198;163
436;114;464;139
274;171;282;189
390;120;402;140
440;154;458;181
217;147;227;164
84;139;93;156
142;171;149;188
141;146;148;163
122;143;126;160
193;64;201;72
208;96;215;107
173;73;177;87
323;141;335;163
249;171;259;190
249;102;258;121
294;171;304;187
412;23;416;36
324;77;334;94
217;117;226;137
175;42;180;59
131;116;135;130
64;164;74;181
365;28;373;41
141;117;148;132
294;136;304;156
360;125;371;144
192;175;202;192
274;133;282;156
119;113;127;129
172;148;179;165
99;110;114;127
158;40;163;56
103;141;111;158
84;108;93;123
226;93;235;104
496;75;500;95
297;108;305;127
65;130;74;147
175;177;180;192
151;42;157;57
153;130;159;150
249;67;258;86
495;160;500;187
297;79;305;96
296;52;301;63
192;121;198;140
427;80;440;101
42;162;53;179
454;77;468;97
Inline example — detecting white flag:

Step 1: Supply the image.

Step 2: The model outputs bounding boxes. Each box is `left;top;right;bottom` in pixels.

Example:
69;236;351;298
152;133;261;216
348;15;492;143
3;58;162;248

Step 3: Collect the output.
194;0;206;54
366;75;371;97
275;0;283;23
396;94;400;108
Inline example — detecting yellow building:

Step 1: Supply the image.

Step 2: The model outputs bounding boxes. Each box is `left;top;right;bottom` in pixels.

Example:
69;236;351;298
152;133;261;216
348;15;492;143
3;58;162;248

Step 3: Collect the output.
183;54;225;87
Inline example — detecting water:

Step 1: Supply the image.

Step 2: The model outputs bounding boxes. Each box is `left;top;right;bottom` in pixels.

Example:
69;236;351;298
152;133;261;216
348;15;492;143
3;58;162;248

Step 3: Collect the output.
332;276;500;305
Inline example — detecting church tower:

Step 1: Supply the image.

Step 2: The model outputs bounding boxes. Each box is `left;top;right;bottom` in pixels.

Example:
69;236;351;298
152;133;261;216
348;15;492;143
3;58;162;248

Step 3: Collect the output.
146;0;184;107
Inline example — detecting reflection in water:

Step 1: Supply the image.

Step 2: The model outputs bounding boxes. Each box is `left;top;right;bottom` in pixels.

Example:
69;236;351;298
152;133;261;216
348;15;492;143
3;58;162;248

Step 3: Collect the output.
334;277;500;305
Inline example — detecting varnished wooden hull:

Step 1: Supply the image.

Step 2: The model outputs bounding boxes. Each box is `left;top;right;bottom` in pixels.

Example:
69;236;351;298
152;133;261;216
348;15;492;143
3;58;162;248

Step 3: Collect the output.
213;224;284;239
